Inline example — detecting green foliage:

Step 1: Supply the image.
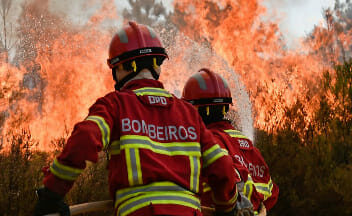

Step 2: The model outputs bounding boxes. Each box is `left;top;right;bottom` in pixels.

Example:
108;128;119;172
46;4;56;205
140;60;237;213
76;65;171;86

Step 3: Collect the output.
0;130;46;215
65;155;112;216
0;131;111;216
257;60;352;216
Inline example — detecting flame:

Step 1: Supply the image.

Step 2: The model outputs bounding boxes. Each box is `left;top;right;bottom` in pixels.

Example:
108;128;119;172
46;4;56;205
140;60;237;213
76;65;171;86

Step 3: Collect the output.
1;0;117;150
1;0;351;150
172;0;352;133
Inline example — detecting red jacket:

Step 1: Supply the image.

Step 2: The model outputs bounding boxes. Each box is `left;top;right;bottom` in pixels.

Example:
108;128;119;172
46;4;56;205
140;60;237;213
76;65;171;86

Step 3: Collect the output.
43;79;240;216
204;121;279;212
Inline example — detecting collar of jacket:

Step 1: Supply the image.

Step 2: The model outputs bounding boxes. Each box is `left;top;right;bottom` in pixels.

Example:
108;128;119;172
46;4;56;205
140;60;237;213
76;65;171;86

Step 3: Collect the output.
206;120;234;131
120;79;165;91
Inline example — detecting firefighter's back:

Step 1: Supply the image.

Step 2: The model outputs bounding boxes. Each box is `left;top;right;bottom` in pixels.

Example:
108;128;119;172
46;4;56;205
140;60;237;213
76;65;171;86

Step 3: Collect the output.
107;80;204;216
222;127;279;212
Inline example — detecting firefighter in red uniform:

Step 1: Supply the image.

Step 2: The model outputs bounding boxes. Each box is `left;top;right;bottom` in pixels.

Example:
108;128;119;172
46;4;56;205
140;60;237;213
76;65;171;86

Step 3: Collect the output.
34;22;241;216
182;68;279;216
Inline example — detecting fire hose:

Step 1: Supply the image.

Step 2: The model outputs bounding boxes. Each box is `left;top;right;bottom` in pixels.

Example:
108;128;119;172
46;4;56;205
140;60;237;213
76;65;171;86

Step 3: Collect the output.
44;200;215;216
44;200;266;216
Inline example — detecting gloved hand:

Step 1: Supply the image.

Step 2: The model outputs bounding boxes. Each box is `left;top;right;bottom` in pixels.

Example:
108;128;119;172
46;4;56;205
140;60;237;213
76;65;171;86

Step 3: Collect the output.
214;193;254;216
235;193;254;216
256;203;267;216
34;187;70;216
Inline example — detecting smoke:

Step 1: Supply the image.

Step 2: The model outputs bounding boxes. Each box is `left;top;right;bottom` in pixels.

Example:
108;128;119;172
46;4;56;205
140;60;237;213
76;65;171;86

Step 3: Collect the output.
160;28;255;141
0;0;24;59
264;0;308;7
48;0;100;24
263;0;336;48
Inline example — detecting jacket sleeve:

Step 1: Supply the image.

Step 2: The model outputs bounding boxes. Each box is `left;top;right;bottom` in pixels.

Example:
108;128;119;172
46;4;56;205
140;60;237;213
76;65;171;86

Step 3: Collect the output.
255;149;279;211
200;119;241;212
263;181;279;211
43;94;117;196
244;148;279;211
211;130;248;183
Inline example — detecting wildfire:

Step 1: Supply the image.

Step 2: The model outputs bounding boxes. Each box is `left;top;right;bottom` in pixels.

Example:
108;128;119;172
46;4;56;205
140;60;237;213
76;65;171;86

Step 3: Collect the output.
1;0;116;150
172;0;348;132
0;0;350;150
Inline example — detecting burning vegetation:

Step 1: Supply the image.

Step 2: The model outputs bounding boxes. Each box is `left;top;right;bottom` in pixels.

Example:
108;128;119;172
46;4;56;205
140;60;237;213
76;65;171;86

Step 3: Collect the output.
0;0;352;215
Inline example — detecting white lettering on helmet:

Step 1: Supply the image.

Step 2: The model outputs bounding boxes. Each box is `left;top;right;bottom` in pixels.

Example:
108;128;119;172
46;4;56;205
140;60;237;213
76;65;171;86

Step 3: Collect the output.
213;98;224;103
140;48;152;54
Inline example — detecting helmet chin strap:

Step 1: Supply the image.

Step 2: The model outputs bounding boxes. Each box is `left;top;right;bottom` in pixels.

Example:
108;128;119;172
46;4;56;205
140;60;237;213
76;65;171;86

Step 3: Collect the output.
113;66;160;91
147;65;160;80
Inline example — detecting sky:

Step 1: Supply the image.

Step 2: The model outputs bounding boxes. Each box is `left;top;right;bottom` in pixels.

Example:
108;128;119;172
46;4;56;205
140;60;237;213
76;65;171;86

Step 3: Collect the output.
263;0;336;47
116;0;338;48
5;0;339;50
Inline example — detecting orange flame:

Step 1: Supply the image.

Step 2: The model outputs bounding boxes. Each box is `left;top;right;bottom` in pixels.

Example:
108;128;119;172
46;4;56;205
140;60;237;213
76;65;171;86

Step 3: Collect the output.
172;0;351;133
1;0;351;150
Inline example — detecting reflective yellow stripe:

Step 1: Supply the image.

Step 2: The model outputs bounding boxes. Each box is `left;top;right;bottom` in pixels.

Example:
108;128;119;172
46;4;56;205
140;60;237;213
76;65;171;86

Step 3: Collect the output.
133;87;172;97
254;178;273;200
115;181;195;207
224;129;248;139
117;191;200;216
203;144;228;168
109;140;120;155
221;148;229;155
125;149;133;185
244;175;273;201
135;149;143;184
244;181;254;201
202;182;211;193
189;156;201;193
125;148;143;186
119;135;201;157
50;158;84;181
244;175;254;201
86;115;110;148
235;168;242;181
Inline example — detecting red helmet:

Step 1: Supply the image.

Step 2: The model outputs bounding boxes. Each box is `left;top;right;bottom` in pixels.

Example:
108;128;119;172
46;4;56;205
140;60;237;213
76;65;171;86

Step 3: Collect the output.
182;68;232;106
107;21;168;69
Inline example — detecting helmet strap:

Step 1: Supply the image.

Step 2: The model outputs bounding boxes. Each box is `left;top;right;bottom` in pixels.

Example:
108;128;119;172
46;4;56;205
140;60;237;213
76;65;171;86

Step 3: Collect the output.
113;66;160;91
198;105;230;124
222;105;227;116
147;65;160;80
112;68;117;82
114;70;141;90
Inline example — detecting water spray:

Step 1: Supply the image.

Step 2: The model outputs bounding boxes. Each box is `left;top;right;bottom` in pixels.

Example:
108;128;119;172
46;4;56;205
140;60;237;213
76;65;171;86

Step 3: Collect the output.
160;28;255;143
